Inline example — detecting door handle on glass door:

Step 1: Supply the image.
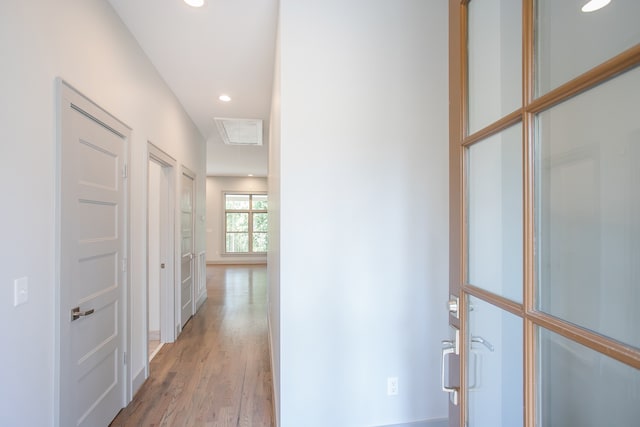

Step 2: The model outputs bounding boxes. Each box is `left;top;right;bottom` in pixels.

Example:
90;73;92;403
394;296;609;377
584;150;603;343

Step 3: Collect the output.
441;340;456;393
441;332;460;405
471;335;494;351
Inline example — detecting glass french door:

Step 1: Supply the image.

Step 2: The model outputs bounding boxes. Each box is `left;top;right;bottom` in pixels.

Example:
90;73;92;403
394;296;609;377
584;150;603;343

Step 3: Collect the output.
447;0;640;426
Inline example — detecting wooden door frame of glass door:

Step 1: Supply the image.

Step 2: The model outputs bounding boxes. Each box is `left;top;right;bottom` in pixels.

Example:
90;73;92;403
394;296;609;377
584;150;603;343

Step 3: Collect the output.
448;0;640;426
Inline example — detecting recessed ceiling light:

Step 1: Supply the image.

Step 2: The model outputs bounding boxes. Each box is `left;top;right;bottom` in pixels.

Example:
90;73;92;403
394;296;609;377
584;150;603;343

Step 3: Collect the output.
248;174;254;177
184;0;205;8
581;0;611;12
219;95;231;102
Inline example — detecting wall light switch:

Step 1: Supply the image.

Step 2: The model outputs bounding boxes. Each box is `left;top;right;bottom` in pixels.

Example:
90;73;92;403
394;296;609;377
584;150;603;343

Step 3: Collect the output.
14;277;28;306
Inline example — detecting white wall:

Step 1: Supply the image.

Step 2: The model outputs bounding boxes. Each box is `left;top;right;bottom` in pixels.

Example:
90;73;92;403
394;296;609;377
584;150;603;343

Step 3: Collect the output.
0;1;206;425
207;142;269;177
271;1;449;425
206;176;268;264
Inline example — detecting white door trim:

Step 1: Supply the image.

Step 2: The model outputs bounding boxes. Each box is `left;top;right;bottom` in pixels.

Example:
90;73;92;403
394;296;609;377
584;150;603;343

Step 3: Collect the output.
145;143;177;382
55;79;131;426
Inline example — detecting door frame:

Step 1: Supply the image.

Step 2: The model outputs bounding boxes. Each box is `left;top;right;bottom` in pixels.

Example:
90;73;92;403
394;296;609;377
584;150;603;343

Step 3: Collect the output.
447;3;463;425
54;79;131;425
145;142;177;377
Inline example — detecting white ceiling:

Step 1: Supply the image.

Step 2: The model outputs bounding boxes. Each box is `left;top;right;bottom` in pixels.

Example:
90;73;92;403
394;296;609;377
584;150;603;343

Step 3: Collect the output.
108;0;278;177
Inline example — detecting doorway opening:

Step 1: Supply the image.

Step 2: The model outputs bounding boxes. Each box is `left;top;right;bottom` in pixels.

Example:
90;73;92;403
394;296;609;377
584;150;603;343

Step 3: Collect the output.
147;143;177;368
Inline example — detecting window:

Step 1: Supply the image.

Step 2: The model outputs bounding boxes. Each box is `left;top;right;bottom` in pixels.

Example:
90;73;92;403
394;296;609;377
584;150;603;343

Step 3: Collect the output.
224;193;268;254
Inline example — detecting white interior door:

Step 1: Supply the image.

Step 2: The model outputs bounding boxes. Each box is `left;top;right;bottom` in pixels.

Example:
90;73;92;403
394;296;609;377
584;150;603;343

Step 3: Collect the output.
180;170;195;329
58;82;129;427
148;160;162;350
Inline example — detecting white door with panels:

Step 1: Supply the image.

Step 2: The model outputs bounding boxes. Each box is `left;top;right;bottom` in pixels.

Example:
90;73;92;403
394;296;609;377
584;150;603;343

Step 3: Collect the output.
180;170;195;329
58;82;129;427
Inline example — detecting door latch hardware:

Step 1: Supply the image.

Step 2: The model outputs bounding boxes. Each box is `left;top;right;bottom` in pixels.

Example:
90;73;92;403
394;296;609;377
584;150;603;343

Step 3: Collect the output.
71;306;95;321
441;329;460;405
447;295;459;318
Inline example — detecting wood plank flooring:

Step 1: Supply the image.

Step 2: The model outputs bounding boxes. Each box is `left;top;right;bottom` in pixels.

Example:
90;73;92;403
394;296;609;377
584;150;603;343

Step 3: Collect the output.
110;265;274;427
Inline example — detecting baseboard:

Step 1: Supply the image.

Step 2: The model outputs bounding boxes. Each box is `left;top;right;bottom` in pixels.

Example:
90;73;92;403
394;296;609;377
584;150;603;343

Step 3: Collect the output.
148;342;164;362
148;330;160;341
196;290;207;311
267;315;279;427
132;366;146;397
376;419;448;427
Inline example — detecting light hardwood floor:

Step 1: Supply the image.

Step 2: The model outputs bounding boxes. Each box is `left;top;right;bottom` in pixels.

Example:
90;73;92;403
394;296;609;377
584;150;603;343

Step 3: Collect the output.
110;265;274;427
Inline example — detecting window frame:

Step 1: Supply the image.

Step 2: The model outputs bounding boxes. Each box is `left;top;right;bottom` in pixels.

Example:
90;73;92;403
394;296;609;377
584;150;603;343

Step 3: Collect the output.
222;192;268;255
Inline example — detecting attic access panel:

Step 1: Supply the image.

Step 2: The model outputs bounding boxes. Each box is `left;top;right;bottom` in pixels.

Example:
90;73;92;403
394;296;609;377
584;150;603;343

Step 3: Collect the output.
214;117;263;146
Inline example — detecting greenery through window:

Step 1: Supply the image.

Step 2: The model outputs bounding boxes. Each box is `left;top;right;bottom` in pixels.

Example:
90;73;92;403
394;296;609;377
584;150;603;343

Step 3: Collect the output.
224;193;268;254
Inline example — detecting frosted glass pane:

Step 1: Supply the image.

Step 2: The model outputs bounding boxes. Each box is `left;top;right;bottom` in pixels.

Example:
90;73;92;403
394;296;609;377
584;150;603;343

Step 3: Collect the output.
536;0;640;96
467;0;521;134
467;296;523;427
467;124;522;302
538;328;640;427
536;67;640;347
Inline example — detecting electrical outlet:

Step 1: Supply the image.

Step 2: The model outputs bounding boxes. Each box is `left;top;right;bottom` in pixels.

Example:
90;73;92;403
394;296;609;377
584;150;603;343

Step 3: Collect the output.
14;277;28;307
387;377;398;396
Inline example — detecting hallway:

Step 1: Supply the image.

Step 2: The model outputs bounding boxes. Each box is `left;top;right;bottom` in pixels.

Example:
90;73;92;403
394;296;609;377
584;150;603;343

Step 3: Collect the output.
110;265;274;426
